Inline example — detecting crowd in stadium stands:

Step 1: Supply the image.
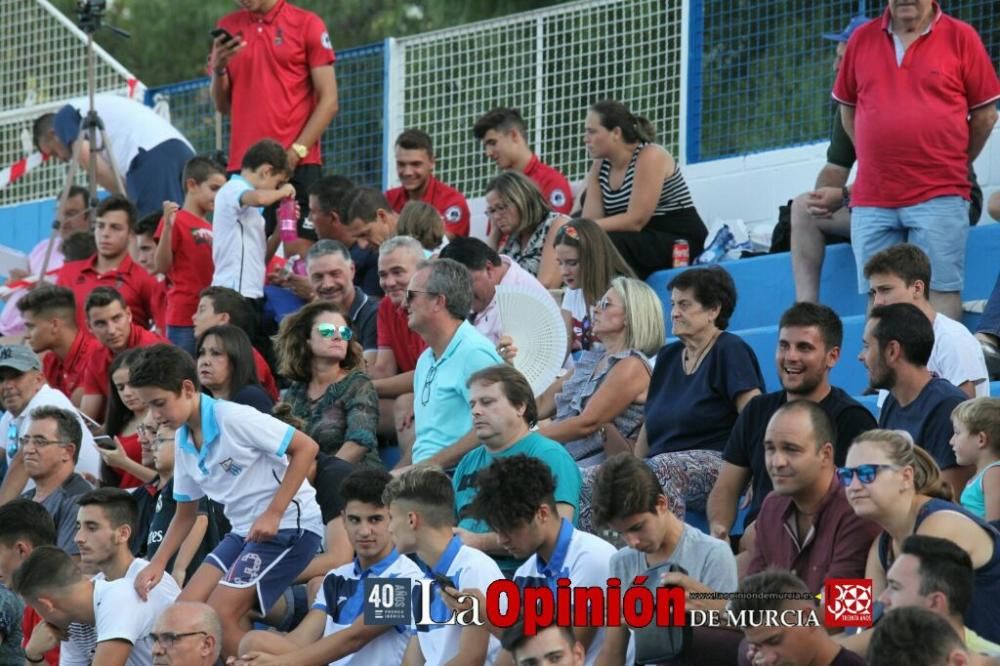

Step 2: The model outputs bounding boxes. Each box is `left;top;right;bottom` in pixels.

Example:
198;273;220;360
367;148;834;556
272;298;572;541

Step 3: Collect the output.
1;0;1000;664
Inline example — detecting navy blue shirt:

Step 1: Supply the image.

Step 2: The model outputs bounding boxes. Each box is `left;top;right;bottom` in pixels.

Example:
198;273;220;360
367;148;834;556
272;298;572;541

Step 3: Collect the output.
879;378;966;470
645;332;765;457
723;386;876;524
351;244;383;297
230;384;275;414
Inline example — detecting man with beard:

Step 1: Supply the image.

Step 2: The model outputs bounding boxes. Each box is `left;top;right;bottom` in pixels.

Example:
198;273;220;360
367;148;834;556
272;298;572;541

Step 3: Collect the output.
860;303;971;492
707;303;875;544
305;240;378;364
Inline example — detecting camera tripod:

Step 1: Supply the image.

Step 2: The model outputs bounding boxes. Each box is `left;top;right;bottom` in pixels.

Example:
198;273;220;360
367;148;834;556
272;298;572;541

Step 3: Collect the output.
38;0;130;281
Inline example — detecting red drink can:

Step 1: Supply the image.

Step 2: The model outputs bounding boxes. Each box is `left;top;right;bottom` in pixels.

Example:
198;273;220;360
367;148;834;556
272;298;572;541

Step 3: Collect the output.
673;240;690;267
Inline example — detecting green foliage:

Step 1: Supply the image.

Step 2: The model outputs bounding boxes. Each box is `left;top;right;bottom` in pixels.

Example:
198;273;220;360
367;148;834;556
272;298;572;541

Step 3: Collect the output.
54;0;571;86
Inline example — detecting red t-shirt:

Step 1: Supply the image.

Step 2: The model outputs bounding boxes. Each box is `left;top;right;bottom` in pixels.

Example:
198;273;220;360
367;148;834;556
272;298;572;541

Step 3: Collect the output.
82;324;164;398
115;431;145;489
57;254;161;331
832;7;1000;207
22;607;60;666
42;330;103;400
523;154;573;215
385;176;470;238
252;347;280;401
155;210;215;327
376;297;427;373
218;0;336;170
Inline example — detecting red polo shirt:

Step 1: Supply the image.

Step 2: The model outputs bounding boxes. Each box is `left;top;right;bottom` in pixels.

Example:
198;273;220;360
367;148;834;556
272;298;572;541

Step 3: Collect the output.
155;210;215;327
218;0;336;170
386;176;471;238
43;329;103;400
57;254;161;331
832;5;1000;207
524;154;573;215
252;347;280;401
376;297;427;373
82;324;164;399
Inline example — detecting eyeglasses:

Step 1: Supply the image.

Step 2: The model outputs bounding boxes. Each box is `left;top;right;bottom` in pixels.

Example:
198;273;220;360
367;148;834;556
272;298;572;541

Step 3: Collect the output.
836;464;900;487
405;289;437;305
150;631;207;649
18;436;69;449
595;296;619;312
485;202;510;218
151;436;174;449
421;364;438;406
316;323;353;341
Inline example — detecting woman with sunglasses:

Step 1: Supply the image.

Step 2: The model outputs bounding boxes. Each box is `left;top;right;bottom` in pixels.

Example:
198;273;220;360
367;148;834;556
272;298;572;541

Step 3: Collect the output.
485;171;569;289
843;429;1000;642
195;324;273;413
552;218;635;357
274;301;380;466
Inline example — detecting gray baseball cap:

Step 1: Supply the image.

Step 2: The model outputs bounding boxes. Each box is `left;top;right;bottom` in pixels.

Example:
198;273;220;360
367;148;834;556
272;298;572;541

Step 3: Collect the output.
0;345;42;373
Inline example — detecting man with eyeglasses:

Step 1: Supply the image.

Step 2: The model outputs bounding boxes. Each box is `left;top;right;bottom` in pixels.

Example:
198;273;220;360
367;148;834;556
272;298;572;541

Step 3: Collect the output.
0;186;90;337
151;602;222;666
404;258;504;470
18;406;94;555
0;345;100;506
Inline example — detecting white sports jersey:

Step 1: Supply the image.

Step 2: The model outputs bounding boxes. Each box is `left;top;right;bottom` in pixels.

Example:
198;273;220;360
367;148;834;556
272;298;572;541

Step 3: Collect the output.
211;175;267;298
513;521;618;666
414;537;504;665
313;549;423;666
172;395;323;537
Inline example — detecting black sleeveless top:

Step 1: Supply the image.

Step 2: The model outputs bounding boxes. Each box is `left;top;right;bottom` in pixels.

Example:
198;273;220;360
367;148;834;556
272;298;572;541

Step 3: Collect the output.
877;498;1000;642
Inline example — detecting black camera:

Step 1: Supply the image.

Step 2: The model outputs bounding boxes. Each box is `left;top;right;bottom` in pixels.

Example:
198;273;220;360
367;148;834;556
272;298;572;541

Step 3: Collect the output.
76;0;107;35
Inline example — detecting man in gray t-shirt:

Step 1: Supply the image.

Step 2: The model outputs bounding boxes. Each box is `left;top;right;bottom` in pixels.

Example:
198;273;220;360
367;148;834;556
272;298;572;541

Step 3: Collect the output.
589;455;737;665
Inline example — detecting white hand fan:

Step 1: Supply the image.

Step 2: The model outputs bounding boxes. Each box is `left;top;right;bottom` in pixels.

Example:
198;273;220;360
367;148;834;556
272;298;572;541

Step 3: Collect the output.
496;285;567;397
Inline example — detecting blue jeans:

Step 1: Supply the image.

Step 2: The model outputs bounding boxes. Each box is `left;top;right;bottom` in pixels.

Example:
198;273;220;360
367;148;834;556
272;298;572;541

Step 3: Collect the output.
979;272;1000;337
851;195;970;293
167;325;197;357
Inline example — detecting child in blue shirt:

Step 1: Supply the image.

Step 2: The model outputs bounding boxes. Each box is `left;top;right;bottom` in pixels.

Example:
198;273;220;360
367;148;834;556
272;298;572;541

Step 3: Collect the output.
952;397;1000;520
128;344;323;659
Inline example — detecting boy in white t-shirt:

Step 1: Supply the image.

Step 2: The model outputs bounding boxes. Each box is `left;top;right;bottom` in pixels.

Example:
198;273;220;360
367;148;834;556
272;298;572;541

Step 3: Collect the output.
12;545;177;666
234;467;423;665
467;454;617;666
383;466;505;666
128;344;324;659
211;138;296;299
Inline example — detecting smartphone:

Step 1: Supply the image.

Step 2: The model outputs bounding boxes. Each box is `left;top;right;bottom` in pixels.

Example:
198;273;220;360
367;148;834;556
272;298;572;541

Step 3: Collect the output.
431;572;457;596
94;435;117;451
210;28;235;44
77;408;102;429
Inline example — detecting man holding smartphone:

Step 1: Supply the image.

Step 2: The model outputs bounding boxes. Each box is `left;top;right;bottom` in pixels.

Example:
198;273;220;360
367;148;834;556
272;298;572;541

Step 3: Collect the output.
210;0;339;262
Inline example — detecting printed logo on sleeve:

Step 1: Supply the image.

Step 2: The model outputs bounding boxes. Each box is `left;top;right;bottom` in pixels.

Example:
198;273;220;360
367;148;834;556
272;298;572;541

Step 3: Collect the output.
550;189;567;208
443;206;462;223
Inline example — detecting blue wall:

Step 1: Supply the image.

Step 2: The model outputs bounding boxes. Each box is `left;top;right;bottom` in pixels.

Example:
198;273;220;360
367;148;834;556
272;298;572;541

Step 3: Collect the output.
0;199;58;256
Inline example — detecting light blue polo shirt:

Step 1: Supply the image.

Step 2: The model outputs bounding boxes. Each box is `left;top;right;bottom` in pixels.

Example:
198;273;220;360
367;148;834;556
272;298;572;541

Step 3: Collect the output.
173;394;323;537
411;321;503;463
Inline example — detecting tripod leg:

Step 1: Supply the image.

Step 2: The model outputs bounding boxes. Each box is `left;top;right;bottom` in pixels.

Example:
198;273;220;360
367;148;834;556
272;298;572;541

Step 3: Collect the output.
38;134;86;283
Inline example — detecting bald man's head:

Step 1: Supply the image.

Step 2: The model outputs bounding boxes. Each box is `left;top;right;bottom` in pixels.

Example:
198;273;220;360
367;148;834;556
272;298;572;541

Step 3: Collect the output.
152;602;221;665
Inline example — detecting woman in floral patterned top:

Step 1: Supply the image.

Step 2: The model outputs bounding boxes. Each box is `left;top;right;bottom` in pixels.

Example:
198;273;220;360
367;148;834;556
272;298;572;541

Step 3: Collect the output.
274;301;380;466
486;171;569;289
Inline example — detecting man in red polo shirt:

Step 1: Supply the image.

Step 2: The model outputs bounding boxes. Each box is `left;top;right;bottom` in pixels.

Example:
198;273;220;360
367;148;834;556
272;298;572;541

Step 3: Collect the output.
369;236;427;461
473;107;573;215
79;287;163;421
210;0;338;261
385;129;470;239
832;1;1000;321
17;285;101;407
57;194;161;331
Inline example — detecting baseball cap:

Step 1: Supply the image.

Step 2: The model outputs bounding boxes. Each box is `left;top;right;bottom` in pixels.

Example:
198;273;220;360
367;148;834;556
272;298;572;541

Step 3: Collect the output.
822;16;869;43
0;345;42;373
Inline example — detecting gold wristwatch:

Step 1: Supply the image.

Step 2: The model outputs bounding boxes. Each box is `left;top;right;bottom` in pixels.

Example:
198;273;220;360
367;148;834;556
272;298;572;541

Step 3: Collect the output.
291;143;308;159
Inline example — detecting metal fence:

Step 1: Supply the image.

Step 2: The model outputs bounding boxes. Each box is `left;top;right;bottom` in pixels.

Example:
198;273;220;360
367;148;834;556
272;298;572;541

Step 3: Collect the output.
686;0;1000;163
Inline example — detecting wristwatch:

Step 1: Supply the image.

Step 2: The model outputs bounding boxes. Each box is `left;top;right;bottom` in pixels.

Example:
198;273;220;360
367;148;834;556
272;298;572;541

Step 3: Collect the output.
291;143;308;159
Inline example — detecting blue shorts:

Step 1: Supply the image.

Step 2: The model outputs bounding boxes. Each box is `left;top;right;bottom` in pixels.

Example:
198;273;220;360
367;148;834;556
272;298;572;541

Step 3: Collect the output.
851;195;970;293
206;529;322;613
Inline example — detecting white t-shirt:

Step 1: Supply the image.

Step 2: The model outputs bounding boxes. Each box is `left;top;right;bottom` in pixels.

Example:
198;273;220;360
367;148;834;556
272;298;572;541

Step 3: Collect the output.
62;95;192;176
513;521;618;666
414;537;505;666
312;550;423;666
211;175;267;299
172;395;323;537
2;383;101;493
60;558;181;666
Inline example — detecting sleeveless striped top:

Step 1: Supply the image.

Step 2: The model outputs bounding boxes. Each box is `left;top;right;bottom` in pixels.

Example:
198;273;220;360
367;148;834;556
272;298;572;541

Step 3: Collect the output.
599;144;695;216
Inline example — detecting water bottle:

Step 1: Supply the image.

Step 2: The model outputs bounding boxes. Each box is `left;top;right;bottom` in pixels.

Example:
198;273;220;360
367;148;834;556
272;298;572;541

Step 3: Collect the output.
695;225;734;265
278;197;298;243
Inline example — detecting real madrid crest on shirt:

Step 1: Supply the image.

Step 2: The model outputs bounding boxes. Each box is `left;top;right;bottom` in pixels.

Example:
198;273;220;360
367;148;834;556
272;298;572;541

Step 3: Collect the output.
550;188;567;209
